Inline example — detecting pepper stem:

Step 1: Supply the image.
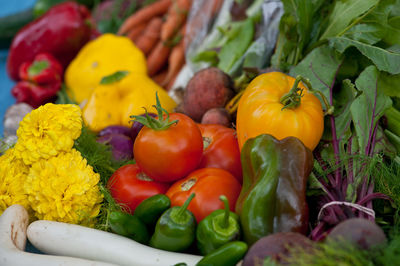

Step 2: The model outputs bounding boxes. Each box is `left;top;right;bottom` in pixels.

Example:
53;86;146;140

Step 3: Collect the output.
177;193;195;218
219;195;230;229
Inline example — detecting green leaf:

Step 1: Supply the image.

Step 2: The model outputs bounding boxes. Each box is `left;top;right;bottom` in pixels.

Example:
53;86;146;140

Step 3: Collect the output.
191;50;219;65
350;66;393;155
329;37;400;74
217;18;254;73
379;72;400;98
290;45;343;100
320;0;379;39
343;23;385;45
334;79;357;147
28;60;49;76
100;71;130;85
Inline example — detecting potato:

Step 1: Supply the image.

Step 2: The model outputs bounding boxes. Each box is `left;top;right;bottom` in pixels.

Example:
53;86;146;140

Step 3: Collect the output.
183;67;234;122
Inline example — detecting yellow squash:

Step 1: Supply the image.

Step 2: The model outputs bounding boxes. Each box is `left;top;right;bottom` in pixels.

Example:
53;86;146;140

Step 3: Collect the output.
82;72;177;132
236;72;324;151
65;34;147;104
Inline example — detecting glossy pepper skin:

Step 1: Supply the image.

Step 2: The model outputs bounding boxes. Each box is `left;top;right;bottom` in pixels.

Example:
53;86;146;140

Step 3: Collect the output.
235;134;313;245
7;1;97;81
196;241;248;266
150;193;196;252
196;195;240;255
134;194;171;229
11;53;63;108
108;211;150;244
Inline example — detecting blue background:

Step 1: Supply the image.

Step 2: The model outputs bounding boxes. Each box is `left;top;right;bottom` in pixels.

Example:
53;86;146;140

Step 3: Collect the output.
0;0;36;137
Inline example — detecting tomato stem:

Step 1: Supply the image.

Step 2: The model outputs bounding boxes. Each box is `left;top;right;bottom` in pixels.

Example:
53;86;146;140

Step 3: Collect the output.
130;92;178;130
280;75;333;115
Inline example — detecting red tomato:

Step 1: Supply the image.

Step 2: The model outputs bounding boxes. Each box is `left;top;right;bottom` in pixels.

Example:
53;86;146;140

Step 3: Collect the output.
134;113;203;182
198;124;243;183
166;168;242;222
107;164;170;214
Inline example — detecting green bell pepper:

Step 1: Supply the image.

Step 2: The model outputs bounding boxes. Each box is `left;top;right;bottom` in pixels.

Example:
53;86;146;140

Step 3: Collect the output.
196;241;248;266
196;195;240;255
150;193;197;252
108;211;150;244
235;134;313;245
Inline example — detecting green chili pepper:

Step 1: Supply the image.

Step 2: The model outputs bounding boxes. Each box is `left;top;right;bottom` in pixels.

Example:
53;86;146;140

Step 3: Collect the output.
196;241;248;266
134;194;171;228
196;195;240;255
235;134;313;245
149;193;196;252
108;211;150;244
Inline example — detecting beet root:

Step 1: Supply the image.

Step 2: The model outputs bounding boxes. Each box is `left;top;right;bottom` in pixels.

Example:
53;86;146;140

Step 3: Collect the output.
183;67;234;122
242;232;314;266
201;107;232;127
327;218;387;250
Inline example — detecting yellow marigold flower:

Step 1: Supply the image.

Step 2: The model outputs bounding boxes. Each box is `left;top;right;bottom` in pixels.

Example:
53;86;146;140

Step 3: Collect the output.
14;103;83;165
25;149;103;226
0;148;30;215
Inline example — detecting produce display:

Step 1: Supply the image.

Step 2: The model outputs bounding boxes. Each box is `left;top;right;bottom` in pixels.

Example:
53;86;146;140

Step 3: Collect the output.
0;0;400;265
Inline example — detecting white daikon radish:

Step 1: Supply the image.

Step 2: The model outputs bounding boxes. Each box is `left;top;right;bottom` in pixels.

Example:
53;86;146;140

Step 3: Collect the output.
0;205;116;266
28;220;203;266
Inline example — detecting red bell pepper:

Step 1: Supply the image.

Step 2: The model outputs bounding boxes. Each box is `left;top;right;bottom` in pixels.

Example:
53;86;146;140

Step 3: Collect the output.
7;1;98;81
11;53;63;108
19;53;63;84
11;81;61;109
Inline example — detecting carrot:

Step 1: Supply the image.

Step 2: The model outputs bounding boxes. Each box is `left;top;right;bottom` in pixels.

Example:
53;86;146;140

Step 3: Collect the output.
162;38;185;87
135;17;163;55
146;41;171;76
118;0;171;35
151;69;168;87
161;0;192;42
126;23;147;42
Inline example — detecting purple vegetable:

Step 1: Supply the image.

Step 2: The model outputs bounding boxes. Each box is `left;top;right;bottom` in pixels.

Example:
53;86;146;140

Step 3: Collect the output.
130;113;157;141
328;218;387;250
243;232;314;266
97;133;133;161
98;125;132;138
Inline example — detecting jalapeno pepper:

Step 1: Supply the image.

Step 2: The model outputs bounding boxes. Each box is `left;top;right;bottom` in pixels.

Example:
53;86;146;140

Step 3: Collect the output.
134;194;171;229
196;241;248;266
196;195;240;255
108;211;150;244
150;193;196;252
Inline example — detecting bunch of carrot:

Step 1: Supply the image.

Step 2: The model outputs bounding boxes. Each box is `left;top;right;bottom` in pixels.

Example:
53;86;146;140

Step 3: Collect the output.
118;0;192;90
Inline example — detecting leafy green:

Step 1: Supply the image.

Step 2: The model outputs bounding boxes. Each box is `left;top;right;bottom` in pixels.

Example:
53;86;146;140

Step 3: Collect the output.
218;18;255;74
56;84;76;105
290;45;343;99
350;66;392;154
329;37;400;74
320;0;379;39
379;73;400;98
73;126;134;230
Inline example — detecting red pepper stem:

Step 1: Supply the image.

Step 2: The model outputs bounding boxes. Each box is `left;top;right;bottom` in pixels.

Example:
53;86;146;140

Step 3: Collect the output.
177;193;195;218
220;195;230;229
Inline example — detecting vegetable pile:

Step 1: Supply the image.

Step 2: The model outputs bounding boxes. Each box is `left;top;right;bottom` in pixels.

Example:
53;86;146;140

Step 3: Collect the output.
1;0;400;265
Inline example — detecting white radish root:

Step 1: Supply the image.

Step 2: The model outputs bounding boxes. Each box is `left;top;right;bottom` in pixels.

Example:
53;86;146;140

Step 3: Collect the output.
0;205;116;266
28;220;203;266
